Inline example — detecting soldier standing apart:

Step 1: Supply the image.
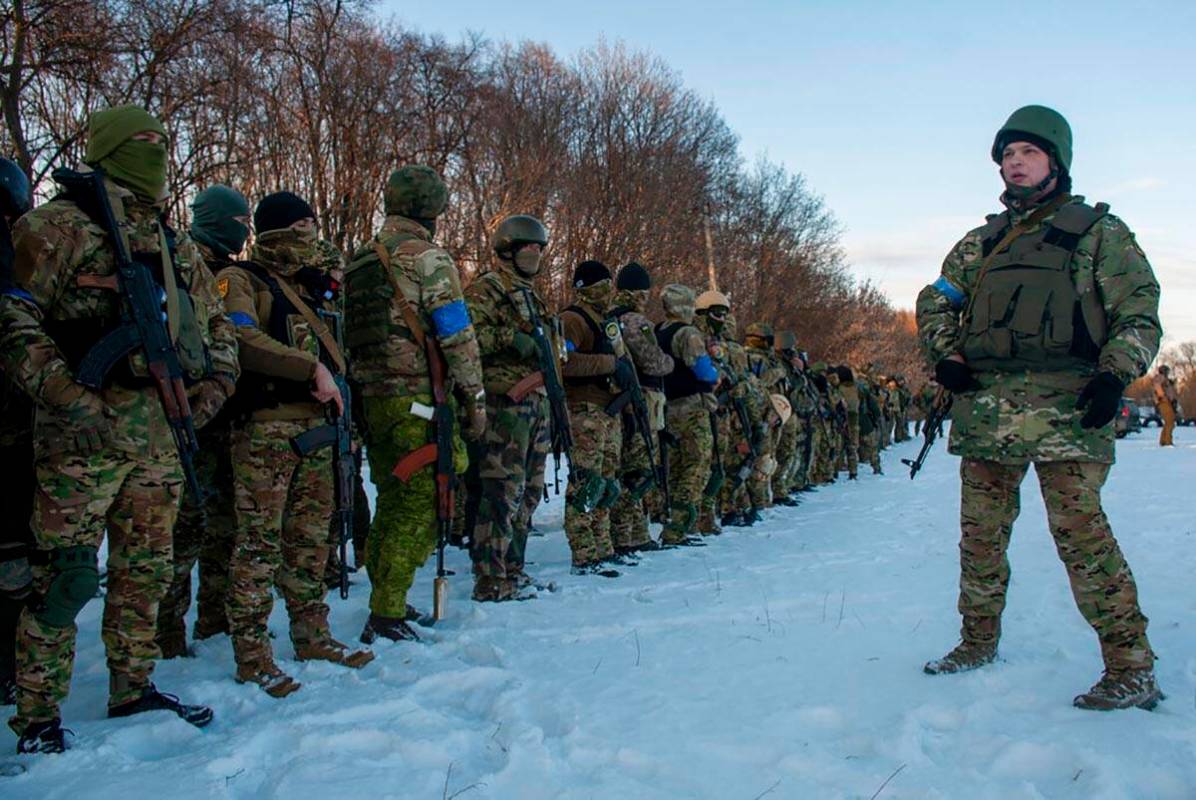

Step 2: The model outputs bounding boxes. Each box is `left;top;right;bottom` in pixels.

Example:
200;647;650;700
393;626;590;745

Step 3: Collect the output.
918;106;1162;710
464;215;555;601
1;106;239;752
609;262;674;555
0;156;33;705
155;185;250;657
1152;365;1179;446
344;166;486;641
220;191;373;697
835;366;862;480
657;284;720;545
560;261;631;575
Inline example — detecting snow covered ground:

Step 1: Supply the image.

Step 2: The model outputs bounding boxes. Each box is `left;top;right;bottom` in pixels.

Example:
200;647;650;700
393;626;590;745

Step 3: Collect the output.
3;426;1196;799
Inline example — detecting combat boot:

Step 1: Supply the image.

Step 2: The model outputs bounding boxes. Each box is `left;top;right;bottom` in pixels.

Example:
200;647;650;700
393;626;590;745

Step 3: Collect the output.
697;509;722;535
570;561;620;578
923;641;998;674
108;683;214;726
473;575;517;602
720;511;744;527
775;495;799;507
743;507;763;526
360;613;421;644
16;718;70;754
1074;668;1163;711
236;661;301;698
294;638;375;669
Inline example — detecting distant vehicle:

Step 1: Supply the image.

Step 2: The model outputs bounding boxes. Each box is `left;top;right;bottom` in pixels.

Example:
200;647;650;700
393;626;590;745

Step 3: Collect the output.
1140;402;1162;427
1115;397;1142;438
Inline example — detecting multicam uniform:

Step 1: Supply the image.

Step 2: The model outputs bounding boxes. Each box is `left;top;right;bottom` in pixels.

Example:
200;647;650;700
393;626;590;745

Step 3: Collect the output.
0;164;237;735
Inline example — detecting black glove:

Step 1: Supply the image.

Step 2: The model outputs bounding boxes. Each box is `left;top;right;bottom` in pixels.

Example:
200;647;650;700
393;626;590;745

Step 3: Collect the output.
1075;371;1124;429
935;358;976;393
613;358;637;391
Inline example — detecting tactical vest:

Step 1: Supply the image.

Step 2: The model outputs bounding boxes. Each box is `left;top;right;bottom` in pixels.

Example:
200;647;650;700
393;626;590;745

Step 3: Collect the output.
228;262;328;415
961;201;1109;372
342;230;439;387
656;321;705;401
562;303;615;388
44;177;211;387
610;303;665;392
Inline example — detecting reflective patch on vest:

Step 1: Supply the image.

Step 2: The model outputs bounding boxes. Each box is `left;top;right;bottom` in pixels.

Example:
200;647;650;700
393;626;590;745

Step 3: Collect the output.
228;311;256;328
430;299;471;337
932;275;966;310
692;353;718;383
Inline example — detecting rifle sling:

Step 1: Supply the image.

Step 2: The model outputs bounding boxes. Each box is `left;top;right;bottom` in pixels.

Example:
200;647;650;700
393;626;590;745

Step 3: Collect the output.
268;270;346;375
373;240;429;352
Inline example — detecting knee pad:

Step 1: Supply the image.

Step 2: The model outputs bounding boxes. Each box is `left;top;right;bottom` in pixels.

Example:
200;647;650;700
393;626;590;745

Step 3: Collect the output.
596;478;622;510
36;546;99;628
622;470;655;502
568;469;606;513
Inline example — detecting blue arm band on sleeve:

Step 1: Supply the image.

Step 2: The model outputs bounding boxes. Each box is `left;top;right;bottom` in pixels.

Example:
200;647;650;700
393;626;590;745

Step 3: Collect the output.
1;287;37;306
228;311;257;328
430;299;472;338
932;276;966;311
565;339;576;353
692;354;718;383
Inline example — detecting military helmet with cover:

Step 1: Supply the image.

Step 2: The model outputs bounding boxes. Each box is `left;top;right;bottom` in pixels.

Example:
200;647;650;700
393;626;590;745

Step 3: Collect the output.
992;105;1073;174
384;165;448;220
493;214;548;255
744;321;774;343
696;289;730;312
776;330;798;352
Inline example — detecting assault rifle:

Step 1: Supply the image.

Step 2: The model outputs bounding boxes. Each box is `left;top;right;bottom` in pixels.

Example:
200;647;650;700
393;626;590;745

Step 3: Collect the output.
902;389;953;479
65;167;201;498
290;310;354;599
605;350;666;512
729;394;759;490
516;287;573;494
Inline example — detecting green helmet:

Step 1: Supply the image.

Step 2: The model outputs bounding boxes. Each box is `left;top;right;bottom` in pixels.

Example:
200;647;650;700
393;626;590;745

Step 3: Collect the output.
745;322;774;342
384;165;448;219
776;330;797;351
991;105;1072;174
492;214;548;255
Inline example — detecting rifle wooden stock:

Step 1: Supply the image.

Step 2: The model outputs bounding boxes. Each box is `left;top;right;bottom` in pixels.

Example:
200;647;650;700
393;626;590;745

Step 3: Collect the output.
507;371;545;402
392;442;438;482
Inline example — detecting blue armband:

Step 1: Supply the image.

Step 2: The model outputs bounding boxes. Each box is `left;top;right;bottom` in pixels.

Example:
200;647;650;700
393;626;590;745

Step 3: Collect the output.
430;300;472;338
565;339;576;353
228;311;256;328
1;287;37;306
692;354;718;383
932;276;966;311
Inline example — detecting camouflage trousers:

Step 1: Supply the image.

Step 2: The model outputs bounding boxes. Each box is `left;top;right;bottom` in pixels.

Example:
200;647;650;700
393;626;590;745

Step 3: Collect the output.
746;427;777;509
664;404;713;542
9;447;182;732
956;458;1154;671
838;413;860;476
771;413;800;498
564;401;621;565
362;394;468;617
610;413;658;549
471;392;550;579
156;428;236;652
894;415;910;442
703;411;739;521
227;419;334;669
0;434;35;690
858;427;881;474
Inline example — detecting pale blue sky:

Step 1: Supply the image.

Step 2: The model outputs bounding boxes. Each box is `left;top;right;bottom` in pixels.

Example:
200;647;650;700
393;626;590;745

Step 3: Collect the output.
382;0;1196;346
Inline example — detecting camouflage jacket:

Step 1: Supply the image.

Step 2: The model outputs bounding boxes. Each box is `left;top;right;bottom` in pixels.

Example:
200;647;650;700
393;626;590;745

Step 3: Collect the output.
0;172;237;458
613;289;673;383
746;344;788;393
217;235;340;423
917;194;1161;464
664;318;716;415
346;215;483;401
465;263;556;398
561;298;618;407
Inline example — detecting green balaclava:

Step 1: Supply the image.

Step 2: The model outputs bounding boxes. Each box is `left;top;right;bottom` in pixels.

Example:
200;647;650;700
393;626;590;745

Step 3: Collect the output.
252;229;320;278
190;185;250;258
85;104;169;202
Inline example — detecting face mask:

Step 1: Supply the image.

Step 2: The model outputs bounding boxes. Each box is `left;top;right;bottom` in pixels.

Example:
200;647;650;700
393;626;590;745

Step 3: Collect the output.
101;139;168;201
252;229;320;276
578;281;614;310
514;247;541;276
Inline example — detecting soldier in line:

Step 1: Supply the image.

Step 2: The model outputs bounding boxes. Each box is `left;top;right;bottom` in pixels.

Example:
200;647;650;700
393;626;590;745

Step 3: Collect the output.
560;261;631;575
657;284;720;545
463;215;555;601
1152;365;1179;447
344;166;487;641
743;323;786;512
155;185;251;658
0;156;33;705
835;365;861;480
0;106;239;752
609;262;674;555
857;369;883;475
219;191;374;698
917;105;1162;710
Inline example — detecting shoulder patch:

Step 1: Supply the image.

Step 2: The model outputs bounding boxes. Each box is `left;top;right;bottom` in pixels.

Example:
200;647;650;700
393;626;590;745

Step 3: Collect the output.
217;277;229;298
